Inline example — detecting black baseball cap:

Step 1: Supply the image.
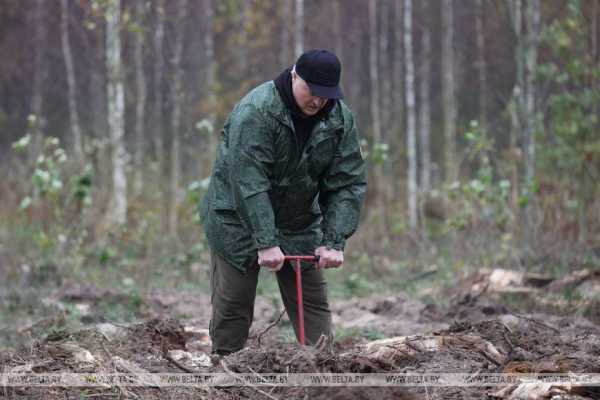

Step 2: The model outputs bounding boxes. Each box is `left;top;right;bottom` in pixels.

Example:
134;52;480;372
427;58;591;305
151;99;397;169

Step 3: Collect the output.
295;49;344;99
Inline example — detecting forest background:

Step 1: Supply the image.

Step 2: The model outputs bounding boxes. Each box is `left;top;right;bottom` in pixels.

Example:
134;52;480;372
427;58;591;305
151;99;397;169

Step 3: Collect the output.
0;0;599;344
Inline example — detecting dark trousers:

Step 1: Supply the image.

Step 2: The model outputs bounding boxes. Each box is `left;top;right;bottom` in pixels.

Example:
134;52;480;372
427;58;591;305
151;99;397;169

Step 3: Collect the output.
209;248;332;355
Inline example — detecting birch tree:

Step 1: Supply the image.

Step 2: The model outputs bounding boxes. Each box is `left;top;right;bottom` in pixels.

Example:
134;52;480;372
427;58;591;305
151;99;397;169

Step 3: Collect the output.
295;0;304;57
106;0;127;226
153;0;165;163
475;0;488;136
379;0;391;137
404;0;418;229
508;0;524;150
60;0;83;161
442;0;457;183
522;0;541;252
507;0;541;253
133;0;147;197
168;0;188;236
369;0;386;232
419;0;432;193
29;0;47;166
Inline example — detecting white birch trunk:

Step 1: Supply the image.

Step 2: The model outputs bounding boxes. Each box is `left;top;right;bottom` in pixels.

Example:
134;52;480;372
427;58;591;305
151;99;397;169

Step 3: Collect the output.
153;0;165;162
168;0;188;237
404;0;418;230
106;0;127;226
442;0;456;183
133;1;147;197
369;0;386;233
60;0;83;161
419;0;432;193
369;0;381;144
524;0;540;189
295;0;304;57
30;0;47;168
476;0;488;136
507;0;523;149
522;0;540;251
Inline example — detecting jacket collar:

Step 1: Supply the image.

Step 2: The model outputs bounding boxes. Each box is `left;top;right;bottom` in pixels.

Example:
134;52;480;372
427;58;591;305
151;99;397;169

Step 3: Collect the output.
265;81;343;135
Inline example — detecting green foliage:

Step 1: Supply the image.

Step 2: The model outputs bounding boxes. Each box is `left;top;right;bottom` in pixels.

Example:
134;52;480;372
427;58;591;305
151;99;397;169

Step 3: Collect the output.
334;326;385;342
358;140;389;165
443;121;514;232
539;0;600;236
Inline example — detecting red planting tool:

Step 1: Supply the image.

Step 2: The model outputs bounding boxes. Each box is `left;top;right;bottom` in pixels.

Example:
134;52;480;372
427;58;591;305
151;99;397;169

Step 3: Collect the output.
284;255;319;345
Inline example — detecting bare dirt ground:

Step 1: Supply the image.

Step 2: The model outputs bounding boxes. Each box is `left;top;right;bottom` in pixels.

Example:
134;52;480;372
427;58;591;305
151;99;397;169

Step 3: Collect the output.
1;268;600;400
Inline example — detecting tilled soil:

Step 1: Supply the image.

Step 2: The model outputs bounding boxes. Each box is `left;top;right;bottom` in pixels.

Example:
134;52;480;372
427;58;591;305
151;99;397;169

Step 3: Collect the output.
1;285;599;400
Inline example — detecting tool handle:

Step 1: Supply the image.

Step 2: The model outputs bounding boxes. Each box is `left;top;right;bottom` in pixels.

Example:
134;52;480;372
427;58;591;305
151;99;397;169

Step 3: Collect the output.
284;255;319;262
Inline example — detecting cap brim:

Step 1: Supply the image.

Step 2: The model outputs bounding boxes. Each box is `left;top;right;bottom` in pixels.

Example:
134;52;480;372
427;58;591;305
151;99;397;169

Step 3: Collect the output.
307;82;344;99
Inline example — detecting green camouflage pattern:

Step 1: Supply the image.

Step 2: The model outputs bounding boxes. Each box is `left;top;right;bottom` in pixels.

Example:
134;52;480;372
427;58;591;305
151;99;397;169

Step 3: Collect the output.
200;81;367;272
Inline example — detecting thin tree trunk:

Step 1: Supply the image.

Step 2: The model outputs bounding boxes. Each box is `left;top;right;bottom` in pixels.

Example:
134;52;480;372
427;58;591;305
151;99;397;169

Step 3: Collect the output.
404;0;418;230
379;0;391;137
30;0;47;168
522;0;540;253
205;0;218;169
392;0;404;199
153;0;165;163
281;0;292;65
369;0;382;145
60;0;83;161
442;0;456;183
594;0;598;64
295;0;304;57
524;0;540;186
508;0;523;150
239;1;248;72
507;0;524;230
106;0;127;226
369;0;386;234
168;0;188;237
90;28;107;140
133;0;147;198
419;0;432;193
476;0;488;136
333;0;343;64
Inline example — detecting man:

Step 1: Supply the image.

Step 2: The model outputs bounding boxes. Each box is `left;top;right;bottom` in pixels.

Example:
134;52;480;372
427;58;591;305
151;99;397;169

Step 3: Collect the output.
200;49;366;355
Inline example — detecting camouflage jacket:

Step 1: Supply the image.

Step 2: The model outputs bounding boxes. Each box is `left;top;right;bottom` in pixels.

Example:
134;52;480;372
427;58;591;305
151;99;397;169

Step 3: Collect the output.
200;81;367;272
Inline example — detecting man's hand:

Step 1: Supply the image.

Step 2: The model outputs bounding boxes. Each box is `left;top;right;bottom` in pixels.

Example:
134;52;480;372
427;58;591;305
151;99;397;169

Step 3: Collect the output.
257;246;285;272
315;246;344;269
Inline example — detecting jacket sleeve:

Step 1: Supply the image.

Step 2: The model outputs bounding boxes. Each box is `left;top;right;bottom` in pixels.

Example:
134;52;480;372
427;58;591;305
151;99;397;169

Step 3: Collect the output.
318;112;367;250
228;104;279;250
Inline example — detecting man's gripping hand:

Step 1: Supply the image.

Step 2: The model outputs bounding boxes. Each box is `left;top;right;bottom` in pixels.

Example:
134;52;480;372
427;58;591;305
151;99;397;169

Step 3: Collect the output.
315;246;344;269
257;246;285;272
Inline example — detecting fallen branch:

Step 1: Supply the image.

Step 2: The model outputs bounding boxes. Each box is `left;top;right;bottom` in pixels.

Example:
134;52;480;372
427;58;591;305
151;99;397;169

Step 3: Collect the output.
163;349;196;373
256;309;286;347
508;311;560;334
221;360;280;400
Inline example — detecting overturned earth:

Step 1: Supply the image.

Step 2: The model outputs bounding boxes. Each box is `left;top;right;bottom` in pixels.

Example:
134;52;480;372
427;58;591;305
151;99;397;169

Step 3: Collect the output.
1;268;600;400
